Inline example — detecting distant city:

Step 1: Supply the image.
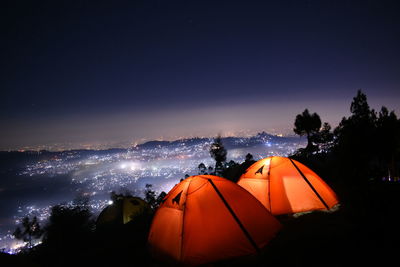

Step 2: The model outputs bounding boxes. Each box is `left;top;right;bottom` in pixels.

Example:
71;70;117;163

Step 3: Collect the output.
0;132;305;253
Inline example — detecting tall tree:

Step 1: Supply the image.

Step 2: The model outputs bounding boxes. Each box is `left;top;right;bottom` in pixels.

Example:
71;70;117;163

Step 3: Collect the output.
376;106;400;179
293;109;322;150
333;90;377;182
144;184;158;209
209;135;227;176
350;90;372;119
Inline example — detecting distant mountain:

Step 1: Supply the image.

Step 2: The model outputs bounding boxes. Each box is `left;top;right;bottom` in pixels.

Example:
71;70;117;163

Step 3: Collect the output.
0;132;305;156
135;132;304;150
134;137;210;150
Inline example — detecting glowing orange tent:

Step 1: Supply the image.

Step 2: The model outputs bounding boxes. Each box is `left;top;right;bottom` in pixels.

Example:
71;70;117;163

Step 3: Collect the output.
148;175;281;266
238;156;339;215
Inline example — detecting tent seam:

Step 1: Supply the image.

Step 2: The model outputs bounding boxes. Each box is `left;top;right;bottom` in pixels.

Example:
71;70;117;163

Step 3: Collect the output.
288;158;330;210
179;177;193;262
268;157;272;212
207;178;261;254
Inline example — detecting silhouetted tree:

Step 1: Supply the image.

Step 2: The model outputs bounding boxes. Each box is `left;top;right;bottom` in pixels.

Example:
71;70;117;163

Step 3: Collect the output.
210;136;227;176
294;109;322;151
333;90;377;182
208;166;214;174
245;153;254;162
144;184;157;208
350;90;373;120
198;163;207;175
156;191;167;207
42;203;95;249
376;106;400;180
144;184;166;210
313;122;334;153
13;216;43;248
227;160;237;168
222;154;256;182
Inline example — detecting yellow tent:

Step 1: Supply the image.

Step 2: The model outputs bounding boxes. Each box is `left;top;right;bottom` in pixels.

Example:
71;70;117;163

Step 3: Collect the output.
97;196;151;226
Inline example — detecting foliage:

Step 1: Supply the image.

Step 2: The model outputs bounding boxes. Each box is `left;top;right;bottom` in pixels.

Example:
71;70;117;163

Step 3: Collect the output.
13;216;43;248
333;90;378;182
375;106;400;179
42;202;95;248
312;122;334;153
222;154;255;182
293;89;400;183
245;153;254;162
198;163;207;175
209;135;227;176
294;109;322;151
144;184;166;210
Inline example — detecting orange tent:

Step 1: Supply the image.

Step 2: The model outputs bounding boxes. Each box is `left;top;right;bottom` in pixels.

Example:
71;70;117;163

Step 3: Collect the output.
238;156;339;215
148;175;281;266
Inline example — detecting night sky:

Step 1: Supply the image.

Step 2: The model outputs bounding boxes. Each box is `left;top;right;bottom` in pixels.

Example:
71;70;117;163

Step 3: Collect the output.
2;0;400;150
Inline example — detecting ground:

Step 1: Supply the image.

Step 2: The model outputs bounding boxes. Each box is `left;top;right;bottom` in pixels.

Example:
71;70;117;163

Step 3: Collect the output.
1;181;399;267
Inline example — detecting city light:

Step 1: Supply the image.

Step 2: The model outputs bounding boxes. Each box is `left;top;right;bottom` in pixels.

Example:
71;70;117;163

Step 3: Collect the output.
0;135;305;251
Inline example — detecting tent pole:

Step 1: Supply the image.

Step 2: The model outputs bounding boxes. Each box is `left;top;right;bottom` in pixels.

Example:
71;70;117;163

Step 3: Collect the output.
288;158;330;210
208;179;261;254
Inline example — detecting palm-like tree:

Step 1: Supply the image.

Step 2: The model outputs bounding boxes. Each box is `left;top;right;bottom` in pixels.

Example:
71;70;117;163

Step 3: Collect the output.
294;109;321;150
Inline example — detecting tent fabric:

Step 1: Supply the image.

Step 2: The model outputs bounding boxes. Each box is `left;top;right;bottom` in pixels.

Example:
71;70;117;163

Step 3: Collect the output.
238;156;339;215
148;175;281;266
122;197;150;224
97;202;122;226
97;197;150;226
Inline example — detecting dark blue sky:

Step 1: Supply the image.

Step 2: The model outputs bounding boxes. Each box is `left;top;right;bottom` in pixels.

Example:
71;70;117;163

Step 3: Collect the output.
1;0;400;150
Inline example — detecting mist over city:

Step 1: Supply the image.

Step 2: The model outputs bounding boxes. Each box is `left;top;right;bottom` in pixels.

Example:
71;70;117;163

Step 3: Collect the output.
0;133;305;252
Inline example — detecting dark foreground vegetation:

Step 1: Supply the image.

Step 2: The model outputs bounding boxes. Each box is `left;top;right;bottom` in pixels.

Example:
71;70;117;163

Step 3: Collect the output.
1;90;400;266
